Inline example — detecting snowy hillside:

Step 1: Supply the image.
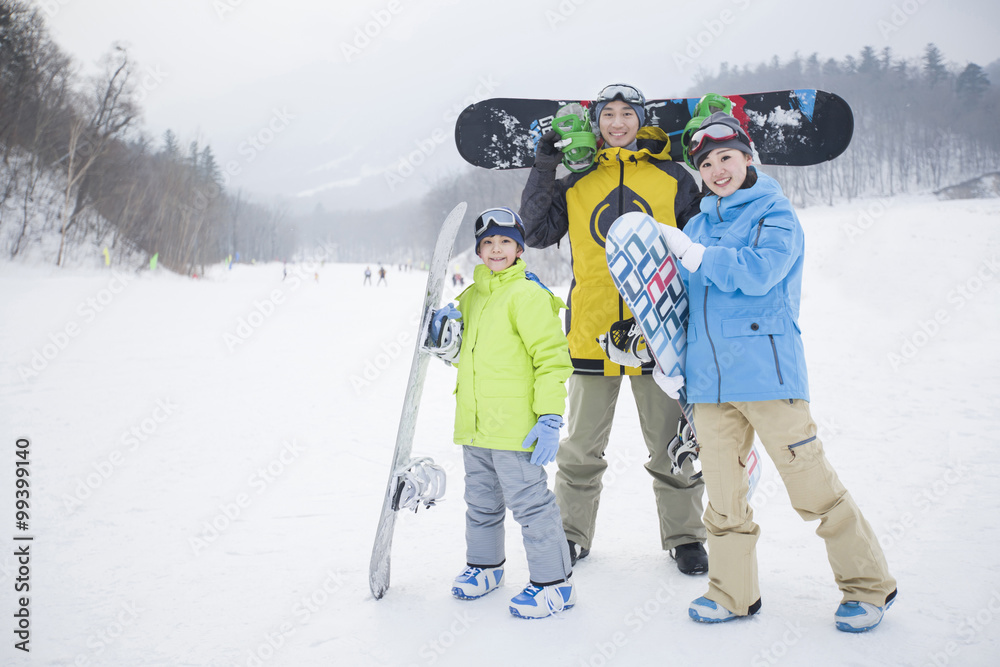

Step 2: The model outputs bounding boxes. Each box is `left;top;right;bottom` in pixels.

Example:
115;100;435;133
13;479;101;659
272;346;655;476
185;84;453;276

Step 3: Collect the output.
1;195;999;666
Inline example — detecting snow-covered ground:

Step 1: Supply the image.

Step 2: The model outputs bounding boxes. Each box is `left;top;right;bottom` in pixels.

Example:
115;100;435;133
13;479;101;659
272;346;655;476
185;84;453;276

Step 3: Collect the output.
1;195;999;666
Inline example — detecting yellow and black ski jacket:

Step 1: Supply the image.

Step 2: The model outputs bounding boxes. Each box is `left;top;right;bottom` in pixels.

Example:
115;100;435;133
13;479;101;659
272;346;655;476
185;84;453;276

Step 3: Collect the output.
519;127;701;376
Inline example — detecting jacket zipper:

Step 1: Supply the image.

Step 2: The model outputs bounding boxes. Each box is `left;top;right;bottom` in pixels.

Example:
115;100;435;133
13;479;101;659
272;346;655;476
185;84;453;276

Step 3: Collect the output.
753;218;765;247
708;198;723;402
752;217;783;384
703;286;722;403
617;157;627;375
768;334;784;385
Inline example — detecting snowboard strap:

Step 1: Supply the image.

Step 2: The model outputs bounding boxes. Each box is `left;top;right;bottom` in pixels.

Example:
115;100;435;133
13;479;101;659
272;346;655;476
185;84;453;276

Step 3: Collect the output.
552;103;597;173
391;457;447;513
667;418;702;479
596;317;652;367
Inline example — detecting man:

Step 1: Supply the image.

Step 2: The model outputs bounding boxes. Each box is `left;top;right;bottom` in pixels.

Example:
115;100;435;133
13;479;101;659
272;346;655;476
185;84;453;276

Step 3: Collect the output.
519;84;707;574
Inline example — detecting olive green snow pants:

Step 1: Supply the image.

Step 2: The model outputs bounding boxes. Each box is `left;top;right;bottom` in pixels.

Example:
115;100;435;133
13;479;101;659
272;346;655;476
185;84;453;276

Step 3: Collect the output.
554;374;706;552
694;399;896;615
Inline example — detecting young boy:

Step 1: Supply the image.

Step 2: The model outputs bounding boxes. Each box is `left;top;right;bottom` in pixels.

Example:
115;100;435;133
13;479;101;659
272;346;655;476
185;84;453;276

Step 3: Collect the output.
655;112;897;632
424;207;576;619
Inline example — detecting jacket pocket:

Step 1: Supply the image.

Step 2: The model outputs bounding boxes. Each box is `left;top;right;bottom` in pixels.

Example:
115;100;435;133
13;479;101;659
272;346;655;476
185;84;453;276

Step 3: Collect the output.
721;317;786;385
720;317;786;338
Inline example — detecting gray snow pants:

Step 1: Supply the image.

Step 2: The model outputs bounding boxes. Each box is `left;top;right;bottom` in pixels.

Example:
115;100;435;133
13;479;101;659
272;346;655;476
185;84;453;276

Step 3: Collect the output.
463;446;572;585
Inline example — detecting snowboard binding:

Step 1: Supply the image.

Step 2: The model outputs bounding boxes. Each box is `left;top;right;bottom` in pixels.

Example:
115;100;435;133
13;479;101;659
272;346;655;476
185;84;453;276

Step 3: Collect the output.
681;93;734;168
667;418;701;479
391;457;446;512
420;304;462;366
596;317;652;367
551;103;597;173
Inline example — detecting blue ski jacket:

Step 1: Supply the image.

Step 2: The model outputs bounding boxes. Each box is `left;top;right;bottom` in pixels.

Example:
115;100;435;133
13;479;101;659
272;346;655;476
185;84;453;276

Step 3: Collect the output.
679;169;810;404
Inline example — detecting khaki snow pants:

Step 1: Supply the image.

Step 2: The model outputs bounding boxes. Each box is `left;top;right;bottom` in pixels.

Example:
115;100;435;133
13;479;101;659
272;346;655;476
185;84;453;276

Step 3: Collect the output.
694;399;896;615
554;374;706;551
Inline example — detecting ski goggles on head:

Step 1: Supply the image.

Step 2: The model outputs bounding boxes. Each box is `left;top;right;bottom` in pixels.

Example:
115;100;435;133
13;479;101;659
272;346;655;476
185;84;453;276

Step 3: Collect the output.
686;122;748;157
595;84;645;106
474;207;525;238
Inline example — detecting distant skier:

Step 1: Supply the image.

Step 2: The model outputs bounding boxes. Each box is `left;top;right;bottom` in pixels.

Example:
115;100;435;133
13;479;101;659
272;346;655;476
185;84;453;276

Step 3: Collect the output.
656;111;897;631
377;265;387;286
363;266;372;286
423;207;576;619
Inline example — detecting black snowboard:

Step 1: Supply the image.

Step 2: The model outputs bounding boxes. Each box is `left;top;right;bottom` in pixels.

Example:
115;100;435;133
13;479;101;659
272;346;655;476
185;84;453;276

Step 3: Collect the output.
454;90;853;169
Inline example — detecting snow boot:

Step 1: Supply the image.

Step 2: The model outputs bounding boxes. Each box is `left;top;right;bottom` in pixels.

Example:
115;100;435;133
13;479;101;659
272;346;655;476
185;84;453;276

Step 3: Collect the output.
689;596;761;623
451;564;504;600
672;542;708;575
835;589;896;632
509;578;576;619
568;540;590;566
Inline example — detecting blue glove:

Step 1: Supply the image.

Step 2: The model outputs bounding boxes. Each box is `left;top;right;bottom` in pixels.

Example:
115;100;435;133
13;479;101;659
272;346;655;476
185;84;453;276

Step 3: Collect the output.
521;414;563;466
429;303;461;346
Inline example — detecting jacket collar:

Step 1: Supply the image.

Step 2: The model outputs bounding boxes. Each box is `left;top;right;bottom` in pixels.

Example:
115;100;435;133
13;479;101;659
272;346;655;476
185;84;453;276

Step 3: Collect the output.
700;168;785;222
473;258;527;294
596;126;673;165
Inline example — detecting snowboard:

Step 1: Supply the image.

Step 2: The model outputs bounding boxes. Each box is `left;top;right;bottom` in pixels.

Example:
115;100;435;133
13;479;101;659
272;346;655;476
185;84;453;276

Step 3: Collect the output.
369;201;468;600
455;89;852;169
605;211;761;496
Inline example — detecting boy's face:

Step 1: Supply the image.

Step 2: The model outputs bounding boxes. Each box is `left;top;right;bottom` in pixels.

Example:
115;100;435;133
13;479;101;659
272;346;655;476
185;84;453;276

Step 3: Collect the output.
599;100;640;148
477;234;522;272
698;148;753;198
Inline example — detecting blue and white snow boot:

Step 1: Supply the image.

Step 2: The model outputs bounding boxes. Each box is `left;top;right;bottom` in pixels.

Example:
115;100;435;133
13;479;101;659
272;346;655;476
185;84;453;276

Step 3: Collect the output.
451;565;504;600
509;578;576;619
835;589;896;632
689;596;761;623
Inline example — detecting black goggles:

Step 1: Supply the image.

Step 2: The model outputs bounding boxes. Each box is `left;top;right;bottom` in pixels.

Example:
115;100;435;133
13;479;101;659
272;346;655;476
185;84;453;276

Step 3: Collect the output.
474;208;525;238
595;84;645;106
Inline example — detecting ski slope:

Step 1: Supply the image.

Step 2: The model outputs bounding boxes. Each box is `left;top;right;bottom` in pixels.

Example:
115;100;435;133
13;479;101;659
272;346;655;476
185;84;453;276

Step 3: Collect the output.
1;196;999;666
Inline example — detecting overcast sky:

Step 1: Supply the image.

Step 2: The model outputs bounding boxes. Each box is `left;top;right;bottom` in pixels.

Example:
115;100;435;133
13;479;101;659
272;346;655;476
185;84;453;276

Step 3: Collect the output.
37;0;1000;212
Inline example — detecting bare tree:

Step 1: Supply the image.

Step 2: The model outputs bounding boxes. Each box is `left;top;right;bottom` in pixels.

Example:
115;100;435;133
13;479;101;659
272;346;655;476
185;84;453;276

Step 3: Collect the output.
56;44;137;265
